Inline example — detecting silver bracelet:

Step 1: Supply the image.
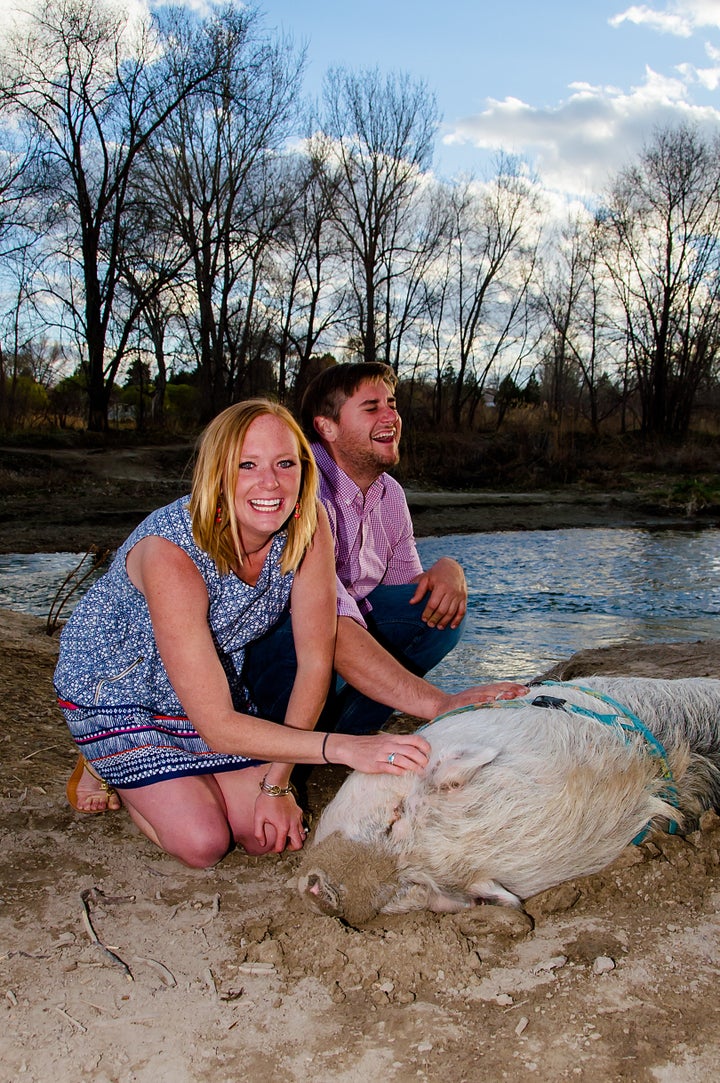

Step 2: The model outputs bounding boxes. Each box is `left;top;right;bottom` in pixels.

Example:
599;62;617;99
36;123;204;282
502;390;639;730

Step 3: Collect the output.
259;776;293;798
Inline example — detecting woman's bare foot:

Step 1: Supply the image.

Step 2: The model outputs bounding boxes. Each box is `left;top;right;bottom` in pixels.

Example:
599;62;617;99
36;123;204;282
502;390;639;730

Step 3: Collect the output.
66;756;121;814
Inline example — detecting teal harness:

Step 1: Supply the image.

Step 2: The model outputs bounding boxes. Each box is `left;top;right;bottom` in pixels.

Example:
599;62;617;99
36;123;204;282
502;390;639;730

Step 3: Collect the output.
427;681;680;844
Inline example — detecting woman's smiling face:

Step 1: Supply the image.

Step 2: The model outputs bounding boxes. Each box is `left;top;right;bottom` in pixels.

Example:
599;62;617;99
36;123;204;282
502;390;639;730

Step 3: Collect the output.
232;414;302;551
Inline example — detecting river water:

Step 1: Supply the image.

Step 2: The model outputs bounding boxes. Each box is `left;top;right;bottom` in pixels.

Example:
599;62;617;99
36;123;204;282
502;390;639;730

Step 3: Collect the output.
1;526;718;687
420;527;720;688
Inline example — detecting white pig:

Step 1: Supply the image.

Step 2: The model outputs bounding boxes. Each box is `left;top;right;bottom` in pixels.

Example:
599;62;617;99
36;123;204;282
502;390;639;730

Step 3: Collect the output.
297;677;720;925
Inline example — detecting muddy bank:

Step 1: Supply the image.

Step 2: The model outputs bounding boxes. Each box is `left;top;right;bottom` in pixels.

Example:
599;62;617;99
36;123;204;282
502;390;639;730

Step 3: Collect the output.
2;444;717;553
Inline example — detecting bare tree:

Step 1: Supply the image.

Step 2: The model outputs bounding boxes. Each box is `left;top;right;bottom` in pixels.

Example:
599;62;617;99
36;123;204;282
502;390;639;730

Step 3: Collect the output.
444;158;542;427
0;0;222;431
599;123;720;437
539;212;619;431
265;148;348;405
318;67;439;367
144;3;303;420
0;105;51;428
382;178;450;376
419;250;453;424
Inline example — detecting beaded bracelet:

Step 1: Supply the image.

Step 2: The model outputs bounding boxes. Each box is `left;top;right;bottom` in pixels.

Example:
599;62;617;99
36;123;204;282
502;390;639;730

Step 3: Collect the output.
259;776;293;798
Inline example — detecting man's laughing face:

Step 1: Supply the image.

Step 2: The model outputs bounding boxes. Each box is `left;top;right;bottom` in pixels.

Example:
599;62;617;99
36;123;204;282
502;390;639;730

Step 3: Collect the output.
321;379;401;483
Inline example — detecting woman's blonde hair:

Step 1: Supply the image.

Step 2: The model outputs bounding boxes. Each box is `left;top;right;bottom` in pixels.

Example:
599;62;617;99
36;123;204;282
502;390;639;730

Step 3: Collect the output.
188;399;319;576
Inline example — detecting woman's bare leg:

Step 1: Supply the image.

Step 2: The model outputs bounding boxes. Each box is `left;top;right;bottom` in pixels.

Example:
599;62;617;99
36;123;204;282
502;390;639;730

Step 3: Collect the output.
118;773;234;868
116;765;280;866
214;763;280;854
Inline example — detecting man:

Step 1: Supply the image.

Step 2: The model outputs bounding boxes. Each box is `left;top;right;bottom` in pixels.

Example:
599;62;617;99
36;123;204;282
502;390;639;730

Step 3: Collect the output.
245;362;525;734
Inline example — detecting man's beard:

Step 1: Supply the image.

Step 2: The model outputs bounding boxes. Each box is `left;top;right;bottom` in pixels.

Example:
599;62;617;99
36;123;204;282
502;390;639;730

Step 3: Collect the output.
349;442;400;477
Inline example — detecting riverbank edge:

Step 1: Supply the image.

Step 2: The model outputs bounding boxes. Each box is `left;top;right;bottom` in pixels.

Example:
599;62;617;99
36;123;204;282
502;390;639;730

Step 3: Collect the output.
2;441;719;552
3;489;719;555
407;488;720;538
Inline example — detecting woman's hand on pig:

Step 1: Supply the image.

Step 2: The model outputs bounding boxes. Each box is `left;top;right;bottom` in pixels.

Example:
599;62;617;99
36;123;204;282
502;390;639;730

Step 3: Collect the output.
331;732;431;775
438;681;529;714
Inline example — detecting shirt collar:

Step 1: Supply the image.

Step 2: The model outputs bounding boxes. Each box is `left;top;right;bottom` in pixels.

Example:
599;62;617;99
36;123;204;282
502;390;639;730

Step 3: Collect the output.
312;442;387;508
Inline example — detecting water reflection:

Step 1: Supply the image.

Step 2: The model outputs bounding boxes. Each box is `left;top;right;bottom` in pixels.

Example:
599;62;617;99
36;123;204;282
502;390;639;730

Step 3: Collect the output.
418;527;720;687
0;526;718;685
0;552;106;619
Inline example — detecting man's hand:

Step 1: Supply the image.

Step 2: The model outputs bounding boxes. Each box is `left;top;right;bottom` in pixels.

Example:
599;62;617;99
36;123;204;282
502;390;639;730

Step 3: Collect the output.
437;681;529;715
409;557;467;630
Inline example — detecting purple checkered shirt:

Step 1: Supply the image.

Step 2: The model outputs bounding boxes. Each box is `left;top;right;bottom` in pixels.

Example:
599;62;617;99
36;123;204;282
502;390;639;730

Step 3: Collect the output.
313;443;423;626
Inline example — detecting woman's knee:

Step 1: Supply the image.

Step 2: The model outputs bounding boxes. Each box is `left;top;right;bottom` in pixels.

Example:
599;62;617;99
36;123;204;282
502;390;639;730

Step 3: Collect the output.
120;777;235;867
159;823;232;868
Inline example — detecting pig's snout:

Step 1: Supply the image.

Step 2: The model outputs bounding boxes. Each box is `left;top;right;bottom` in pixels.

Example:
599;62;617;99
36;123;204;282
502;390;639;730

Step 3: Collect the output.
298;869;341;918
305;873;321;896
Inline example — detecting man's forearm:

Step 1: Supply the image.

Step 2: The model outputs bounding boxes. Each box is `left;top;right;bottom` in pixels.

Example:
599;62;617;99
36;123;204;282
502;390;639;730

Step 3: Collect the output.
333;616;445;720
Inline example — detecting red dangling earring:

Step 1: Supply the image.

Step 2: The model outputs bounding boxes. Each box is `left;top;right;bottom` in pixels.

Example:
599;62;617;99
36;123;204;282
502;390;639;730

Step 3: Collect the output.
215;499;223;524
294;501;301;519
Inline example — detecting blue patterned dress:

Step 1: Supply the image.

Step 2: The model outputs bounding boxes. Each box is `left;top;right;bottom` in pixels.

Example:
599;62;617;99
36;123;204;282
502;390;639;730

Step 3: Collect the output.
54;496;295;788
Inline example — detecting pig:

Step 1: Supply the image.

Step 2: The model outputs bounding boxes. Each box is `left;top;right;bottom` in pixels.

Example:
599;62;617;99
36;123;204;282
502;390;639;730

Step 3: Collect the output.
297;677;720;926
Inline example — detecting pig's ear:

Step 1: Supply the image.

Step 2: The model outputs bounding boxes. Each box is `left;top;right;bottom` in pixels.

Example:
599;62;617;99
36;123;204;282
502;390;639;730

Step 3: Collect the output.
426;746;499;791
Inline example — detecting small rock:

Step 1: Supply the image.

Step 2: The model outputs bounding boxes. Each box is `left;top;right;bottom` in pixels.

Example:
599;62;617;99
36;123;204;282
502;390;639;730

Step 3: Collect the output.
525;884;580;917
592;955;616;975
515;1017;529;1036
454;906;533;938
651;835;693;865
250;940;283;966
532;955;567;975
243;919;271;943
610;846;647;868
52;932;76;947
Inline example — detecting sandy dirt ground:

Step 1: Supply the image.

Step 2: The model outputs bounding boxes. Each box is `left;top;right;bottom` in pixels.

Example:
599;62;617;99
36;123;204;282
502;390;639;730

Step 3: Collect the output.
1;445;720;1082
3;624;720;1082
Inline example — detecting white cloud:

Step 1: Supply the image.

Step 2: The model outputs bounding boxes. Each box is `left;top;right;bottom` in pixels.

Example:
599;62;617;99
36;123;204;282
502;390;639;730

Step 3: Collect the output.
0;0;154;38
0;0;219;40
677;60;720;87
443;65;720;198
610;2;720;36
676;39;720;87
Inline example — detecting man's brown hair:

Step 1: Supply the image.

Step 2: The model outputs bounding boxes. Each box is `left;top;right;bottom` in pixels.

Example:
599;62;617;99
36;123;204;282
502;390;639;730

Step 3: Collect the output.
300;362;397;438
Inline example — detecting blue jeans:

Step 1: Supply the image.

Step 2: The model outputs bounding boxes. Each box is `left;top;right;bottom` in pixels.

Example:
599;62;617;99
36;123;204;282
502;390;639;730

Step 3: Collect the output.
243;583;466;735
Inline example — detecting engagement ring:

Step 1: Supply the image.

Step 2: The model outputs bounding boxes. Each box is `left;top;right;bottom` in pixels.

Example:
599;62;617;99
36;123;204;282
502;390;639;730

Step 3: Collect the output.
387;752;396;765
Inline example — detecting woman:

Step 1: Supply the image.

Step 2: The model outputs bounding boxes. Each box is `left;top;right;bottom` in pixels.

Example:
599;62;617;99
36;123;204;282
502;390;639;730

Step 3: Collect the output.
55;400;430;867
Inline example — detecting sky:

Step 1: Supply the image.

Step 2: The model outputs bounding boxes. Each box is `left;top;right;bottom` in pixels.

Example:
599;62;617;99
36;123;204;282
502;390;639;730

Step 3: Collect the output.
255;0;720;199
2;0;719;201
